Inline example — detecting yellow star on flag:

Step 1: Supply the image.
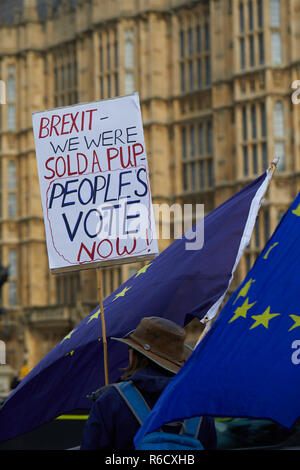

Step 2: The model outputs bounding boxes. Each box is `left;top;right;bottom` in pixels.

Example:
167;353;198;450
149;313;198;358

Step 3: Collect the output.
87;308;101;324
292;203;300;217
61;329;76;342
135;263;152;277
112;286;132;302
65;350;75;357
289;315;300;332
249;306;280;330
229;298;256;323
263;242;279;260
233;278;255;305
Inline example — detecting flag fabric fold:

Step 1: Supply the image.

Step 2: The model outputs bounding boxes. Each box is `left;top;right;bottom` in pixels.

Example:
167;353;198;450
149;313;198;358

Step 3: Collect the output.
0;170;272;443
134;193;300;448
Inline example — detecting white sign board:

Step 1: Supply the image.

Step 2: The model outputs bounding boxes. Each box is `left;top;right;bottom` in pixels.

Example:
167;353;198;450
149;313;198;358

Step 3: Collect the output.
32;93;158;273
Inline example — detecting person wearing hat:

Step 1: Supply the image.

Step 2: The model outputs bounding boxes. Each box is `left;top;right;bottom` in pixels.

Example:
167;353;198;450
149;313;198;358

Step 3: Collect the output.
80;316;217;450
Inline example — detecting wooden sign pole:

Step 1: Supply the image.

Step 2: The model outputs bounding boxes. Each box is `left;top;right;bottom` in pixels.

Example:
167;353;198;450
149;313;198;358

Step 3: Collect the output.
96;268;109;386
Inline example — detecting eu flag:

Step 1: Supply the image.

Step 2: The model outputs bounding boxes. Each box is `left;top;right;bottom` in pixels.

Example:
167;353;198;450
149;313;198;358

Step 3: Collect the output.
134;193;300;448
0;171;272;443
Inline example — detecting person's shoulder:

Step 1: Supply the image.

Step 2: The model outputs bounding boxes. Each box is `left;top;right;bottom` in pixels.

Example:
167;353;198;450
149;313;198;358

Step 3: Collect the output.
90;382;127;405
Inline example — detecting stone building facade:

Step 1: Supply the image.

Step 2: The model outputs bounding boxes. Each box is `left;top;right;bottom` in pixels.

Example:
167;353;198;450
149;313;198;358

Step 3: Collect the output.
0;0;299;370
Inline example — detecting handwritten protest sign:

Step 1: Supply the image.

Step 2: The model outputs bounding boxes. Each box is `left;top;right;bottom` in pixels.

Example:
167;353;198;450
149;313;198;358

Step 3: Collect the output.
33;93;158;273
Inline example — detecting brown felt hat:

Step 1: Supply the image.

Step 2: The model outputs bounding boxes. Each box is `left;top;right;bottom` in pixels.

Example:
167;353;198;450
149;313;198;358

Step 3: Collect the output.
111;316;192;374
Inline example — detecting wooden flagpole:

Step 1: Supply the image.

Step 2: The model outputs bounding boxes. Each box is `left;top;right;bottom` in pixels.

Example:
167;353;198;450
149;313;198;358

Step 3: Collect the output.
96;268;109;386
195;158;279;348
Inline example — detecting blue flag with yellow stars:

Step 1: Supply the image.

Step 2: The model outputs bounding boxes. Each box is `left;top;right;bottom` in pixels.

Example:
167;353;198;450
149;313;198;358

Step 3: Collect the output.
0;171;273;444
134;193;300;448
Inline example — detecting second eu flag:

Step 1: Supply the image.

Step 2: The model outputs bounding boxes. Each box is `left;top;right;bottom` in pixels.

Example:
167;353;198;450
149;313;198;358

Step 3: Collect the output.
135;193;300;448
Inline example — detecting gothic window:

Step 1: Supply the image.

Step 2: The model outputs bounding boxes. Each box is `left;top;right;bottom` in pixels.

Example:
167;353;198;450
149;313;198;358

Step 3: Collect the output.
270;0;282;65
271;32;282;64
240;101;268;176
53;44;78;107
179;14;211;93
8;248;17;306
124;29;135;95
6;65;16;131
101;268;123;298
273;100;286;172
238;0;265;70
181;120;214;193
7;160;17;218
270;0;281;27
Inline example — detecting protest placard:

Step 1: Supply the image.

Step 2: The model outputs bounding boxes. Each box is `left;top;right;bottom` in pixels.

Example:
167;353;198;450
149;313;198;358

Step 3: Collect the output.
32;93;158;274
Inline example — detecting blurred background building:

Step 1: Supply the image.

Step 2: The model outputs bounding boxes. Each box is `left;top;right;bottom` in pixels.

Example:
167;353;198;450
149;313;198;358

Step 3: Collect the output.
0;0;299;372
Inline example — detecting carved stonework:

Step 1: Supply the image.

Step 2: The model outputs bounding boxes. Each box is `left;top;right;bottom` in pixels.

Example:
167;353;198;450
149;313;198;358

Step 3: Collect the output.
273;69;284;88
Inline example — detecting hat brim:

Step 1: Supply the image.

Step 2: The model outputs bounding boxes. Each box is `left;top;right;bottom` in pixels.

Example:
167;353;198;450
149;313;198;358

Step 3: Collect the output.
111;336;192;374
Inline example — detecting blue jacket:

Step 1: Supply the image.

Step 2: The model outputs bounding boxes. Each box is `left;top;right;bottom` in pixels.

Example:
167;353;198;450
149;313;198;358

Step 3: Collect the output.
80;366;217;450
